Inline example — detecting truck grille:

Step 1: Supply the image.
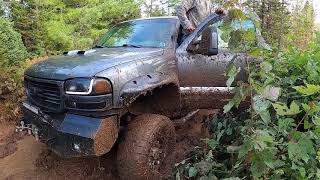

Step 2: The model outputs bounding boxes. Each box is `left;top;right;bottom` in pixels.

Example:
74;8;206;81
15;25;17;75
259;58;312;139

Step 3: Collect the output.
26;79;62;112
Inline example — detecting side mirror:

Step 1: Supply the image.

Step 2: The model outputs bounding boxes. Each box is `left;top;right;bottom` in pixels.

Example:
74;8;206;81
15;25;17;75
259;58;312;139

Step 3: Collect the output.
199;26;219;56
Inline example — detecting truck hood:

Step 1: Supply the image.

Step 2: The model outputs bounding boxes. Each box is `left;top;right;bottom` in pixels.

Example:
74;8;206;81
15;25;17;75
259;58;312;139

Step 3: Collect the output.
25;47;164;80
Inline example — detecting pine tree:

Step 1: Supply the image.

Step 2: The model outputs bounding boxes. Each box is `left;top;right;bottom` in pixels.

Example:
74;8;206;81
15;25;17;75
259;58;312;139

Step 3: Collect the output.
291;0;315;49
11;0;46;56
247;0;290;49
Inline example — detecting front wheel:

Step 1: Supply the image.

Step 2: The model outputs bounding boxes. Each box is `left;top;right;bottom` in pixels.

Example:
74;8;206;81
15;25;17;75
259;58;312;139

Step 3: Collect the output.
117;114;176;180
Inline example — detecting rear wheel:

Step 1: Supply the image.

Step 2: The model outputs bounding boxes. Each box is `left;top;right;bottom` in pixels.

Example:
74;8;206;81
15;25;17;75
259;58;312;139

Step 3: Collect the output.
117;114;176;180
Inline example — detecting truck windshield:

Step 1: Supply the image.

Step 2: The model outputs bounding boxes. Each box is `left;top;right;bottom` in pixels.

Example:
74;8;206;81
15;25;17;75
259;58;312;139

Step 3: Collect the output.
97;19;176;48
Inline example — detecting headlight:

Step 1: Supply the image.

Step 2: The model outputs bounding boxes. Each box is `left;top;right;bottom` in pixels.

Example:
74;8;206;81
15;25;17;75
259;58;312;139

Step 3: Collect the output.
65;78;112;95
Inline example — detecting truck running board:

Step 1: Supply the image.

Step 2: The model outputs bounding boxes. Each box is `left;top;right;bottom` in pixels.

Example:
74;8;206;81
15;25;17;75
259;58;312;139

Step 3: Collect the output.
180;87;234;111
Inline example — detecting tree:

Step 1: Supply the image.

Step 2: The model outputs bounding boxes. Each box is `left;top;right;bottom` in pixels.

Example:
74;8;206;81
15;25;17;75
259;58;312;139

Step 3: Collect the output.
10;0;141;54
142;0;176;17
11;0;46;56
291;0;315;49
0;17;28;67
246;0;291;49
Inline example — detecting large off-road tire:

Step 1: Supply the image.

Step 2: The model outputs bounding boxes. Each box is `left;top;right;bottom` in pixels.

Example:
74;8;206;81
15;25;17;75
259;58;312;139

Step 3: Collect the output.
117;114;176;180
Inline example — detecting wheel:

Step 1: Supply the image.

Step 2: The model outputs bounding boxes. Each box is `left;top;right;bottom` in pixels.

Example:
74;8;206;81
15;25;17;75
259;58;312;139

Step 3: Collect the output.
117;114;176;180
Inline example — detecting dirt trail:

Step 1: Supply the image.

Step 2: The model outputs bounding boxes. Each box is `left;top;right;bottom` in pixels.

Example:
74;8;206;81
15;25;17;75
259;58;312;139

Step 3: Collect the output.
0;110;215;180
0;136;44;179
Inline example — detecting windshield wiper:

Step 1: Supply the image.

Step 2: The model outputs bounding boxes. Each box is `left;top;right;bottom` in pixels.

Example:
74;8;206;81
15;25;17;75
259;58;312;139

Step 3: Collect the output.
93;45;105;48
121;44;142;48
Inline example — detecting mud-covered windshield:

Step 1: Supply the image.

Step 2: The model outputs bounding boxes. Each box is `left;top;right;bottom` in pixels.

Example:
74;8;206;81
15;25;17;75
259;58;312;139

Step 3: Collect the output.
97;19;176;48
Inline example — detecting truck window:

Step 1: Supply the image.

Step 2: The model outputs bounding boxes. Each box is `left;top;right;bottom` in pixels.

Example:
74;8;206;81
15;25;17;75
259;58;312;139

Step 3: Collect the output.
216;19;257;51
97;19;176;48
191;18;268;54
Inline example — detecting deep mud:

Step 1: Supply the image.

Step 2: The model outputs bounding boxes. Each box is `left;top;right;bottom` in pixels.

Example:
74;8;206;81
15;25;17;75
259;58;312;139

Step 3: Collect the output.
0;110;215;180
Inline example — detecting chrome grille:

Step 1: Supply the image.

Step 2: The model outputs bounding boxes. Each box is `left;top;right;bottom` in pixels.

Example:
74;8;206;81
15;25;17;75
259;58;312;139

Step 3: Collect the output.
26;79;62;111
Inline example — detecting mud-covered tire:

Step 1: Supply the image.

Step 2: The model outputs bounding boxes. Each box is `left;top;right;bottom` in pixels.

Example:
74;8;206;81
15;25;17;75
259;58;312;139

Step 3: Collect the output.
117;114;176;180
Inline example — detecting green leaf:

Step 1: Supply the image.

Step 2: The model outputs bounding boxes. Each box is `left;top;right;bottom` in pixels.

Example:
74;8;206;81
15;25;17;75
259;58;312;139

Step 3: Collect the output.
272;101;301;116
304;120;312;130
249;48;264;58
253;130;274;151
289;102;301;114
262;86;281;101
278;118;295;132
260;111;271;124
317;169;320;179
188;167;198;178
253;95;270;113
239;139;251;158
224;82;250;114
250;149;275;177
225;62;240;87
205;139;219;150
175;170;181;180
223;101;235;113
302;103;311;112
293;84;320;96
253;96;271;124
299;167;306;178
314;116;320;126
288;132;316;163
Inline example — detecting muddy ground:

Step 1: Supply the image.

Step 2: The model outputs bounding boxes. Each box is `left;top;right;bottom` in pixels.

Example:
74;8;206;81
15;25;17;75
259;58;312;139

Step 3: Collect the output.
0;110;215;180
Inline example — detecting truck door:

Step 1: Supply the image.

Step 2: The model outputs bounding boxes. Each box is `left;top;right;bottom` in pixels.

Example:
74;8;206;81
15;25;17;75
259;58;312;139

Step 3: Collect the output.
177;14;253;87
176;14;256;110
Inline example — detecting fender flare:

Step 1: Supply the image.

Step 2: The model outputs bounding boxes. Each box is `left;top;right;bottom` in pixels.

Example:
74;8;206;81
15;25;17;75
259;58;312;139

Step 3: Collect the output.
119;72;179;106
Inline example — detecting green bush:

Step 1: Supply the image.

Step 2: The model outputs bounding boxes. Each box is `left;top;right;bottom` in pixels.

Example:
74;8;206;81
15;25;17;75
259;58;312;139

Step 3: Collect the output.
0;65;25;123
175;11;320;180
0;17;28;122
0;17;28;67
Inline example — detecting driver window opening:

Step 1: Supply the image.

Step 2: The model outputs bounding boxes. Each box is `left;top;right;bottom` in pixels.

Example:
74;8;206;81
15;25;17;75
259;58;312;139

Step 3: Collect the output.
187;18;261;54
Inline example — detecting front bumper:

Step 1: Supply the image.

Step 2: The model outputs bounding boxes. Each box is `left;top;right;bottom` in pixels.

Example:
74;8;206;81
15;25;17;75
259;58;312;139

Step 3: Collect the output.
23;104;119;158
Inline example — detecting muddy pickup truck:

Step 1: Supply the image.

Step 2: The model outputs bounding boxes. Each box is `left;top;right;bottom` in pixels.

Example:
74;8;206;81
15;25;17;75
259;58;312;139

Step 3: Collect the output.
21;14;266;179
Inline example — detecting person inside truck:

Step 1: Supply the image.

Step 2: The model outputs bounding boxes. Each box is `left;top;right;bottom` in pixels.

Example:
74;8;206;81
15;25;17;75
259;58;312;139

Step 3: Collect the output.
176;0;225;43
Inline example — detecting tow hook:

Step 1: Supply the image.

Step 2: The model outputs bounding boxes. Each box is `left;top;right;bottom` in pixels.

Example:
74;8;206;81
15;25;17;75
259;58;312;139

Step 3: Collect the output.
15;120;40;141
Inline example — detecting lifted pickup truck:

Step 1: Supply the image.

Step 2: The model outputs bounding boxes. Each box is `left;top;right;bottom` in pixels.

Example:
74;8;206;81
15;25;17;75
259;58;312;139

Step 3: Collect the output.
22;14;266;179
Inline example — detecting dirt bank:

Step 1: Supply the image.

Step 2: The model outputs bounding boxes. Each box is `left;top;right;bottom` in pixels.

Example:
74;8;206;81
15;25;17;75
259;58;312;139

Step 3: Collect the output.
0;110;215;180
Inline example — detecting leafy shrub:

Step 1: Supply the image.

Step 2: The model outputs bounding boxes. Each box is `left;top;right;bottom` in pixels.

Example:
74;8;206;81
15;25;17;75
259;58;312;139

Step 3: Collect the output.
0;17;28;67
0;66;25;123
0;17;29;122
175;13;320;180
